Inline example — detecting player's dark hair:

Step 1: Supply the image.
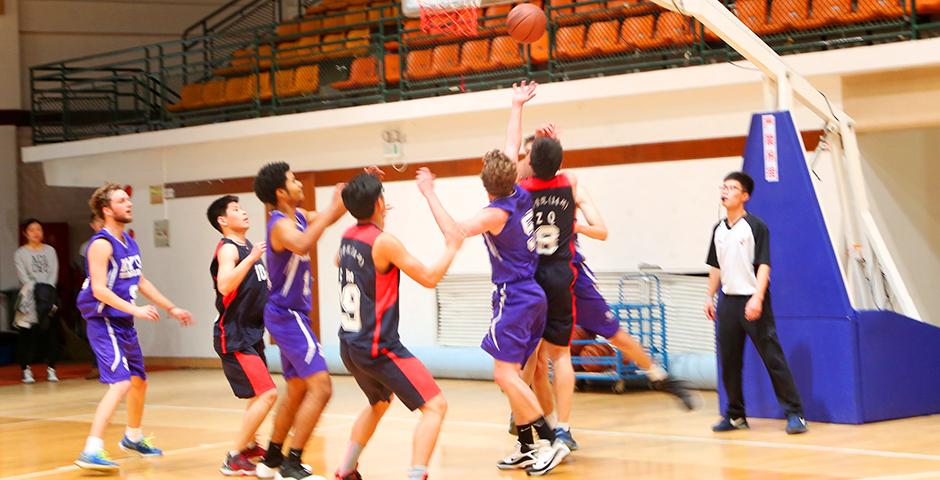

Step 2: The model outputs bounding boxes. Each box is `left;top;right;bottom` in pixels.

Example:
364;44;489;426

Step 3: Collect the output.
342;173;384;220
724;171;755;195
254;162;291;206
529;137;563;180
207;195;239;233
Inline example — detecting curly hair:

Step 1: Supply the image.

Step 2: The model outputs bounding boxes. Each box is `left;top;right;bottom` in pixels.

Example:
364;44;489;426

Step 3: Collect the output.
480;149;517;198
88;182;125;219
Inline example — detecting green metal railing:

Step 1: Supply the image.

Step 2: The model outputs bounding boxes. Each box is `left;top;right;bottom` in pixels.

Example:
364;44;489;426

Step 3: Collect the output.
30;0;940;143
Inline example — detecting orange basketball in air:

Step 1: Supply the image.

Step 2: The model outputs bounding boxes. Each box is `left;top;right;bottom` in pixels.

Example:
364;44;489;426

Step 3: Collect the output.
507;3;547;44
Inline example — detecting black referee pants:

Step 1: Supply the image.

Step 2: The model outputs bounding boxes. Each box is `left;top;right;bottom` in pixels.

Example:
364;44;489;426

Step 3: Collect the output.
717;294;803;418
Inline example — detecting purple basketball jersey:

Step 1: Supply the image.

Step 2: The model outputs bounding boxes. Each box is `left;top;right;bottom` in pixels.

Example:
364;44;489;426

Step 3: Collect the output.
482;185;538;284
572;233;585;264
76;228;142;320
266;209;312;313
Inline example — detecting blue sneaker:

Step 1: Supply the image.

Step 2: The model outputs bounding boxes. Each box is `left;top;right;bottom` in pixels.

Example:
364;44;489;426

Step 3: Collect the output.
786;414;808;434
75;449;119;471
553;427;579;451
712;416;749;432
119;435;163;456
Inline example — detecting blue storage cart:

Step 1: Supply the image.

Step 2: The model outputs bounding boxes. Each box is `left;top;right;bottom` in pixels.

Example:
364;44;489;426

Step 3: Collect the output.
572;273;668;393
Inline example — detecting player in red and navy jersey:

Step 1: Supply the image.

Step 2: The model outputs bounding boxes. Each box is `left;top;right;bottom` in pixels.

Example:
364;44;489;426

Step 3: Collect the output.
334;169;462;480
207;195;278;476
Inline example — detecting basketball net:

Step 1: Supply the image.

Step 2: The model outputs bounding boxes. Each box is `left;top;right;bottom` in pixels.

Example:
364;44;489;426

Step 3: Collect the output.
417;0;480;37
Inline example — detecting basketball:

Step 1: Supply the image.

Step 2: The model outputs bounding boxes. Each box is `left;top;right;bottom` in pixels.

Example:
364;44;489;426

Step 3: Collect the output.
506;3;547;44
579;343;616;373
570;326;594;356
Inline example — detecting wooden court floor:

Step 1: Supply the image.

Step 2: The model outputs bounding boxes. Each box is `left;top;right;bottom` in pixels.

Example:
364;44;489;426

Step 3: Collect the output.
3;369;940;480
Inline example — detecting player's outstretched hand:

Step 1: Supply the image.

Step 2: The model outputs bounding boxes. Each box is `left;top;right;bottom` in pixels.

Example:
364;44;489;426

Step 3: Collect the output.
169;307;193;326
535;122;558;140
364;166;386;178
416;167;436;197
249;241;267;262
512;80;537;106
134;305;160;321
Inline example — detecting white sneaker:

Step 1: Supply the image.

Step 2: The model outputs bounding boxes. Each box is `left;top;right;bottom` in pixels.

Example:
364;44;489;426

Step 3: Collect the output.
22;368;35;384
256;462;277;479
496;442;538;470
525;438;570;476
47;367;59;382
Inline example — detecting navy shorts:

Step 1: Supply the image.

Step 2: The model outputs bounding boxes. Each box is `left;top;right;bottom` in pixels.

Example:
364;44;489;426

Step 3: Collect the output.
340;341;440;411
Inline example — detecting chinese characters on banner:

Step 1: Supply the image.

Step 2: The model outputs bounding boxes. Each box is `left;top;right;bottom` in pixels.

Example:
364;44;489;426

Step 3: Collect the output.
762;114;780;182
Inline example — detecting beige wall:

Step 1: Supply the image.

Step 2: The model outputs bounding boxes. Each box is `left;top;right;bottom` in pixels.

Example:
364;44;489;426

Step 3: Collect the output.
17;0;234;108
1;0;22;289
858;128;940;326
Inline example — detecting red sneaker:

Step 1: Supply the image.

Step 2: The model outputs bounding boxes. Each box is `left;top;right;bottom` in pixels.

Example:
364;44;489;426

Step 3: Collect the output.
242;443;267;462
220;452;256;476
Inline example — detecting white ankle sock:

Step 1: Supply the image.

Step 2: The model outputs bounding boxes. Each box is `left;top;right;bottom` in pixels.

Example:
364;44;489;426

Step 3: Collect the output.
545;411;558;429
125;427;143;442
556;422;570;432
84;436;104;454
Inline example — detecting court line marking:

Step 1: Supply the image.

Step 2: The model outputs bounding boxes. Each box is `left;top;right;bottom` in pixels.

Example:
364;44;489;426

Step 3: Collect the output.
0;441;230;480
139;403;940;463
859;472;940;480
0;420;355;480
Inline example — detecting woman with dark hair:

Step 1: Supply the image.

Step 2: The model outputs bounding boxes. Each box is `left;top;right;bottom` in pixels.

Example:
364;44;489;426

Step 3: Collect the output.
14;218;60;384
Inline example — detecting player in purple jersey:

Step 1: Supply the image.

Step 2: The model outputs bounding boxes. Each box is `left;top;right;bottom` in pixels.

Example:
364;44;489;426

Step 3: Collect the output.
334;169;461;480
509;84;581;452
253;162;346;480
73;183;193;472
207;195;279;476
520;137;700;414
416;81;570;476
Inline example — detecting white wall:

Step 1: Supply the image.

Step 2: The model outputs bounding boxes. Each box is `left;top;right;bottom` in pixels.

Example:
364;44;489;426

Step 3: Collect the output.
857;128;940;326
131;191;269;357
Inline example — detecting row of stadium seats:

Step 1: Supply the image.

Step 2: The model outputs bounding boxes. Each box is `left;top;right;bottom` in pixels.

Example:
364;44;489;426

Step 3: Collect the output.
170;0;936;112
167;66;320;111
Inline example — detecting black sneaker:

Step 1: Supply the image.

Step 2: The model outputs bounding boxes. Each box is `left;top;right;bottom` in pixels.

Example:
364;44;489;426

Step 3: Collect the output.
275;460;324;480
785;414;808;434
712;416;749;432
651;376;701;410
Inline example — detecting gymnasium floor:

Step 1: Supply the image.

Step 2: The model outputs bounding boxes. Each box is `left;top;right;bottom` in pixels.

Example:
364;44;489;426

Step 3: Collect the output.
2;369;940;479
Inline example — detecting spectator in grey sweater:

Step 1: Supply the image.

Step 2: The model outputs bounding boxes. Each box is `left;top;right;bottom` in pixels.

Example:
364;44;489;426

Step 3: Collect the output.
14;218;60;384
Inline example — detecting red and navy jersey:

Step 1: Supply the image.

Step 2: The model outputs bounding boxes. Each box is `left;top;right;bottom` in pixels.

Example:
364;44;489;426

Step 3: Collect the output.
519;173;576;263
338;223;400;358
210;238;269;353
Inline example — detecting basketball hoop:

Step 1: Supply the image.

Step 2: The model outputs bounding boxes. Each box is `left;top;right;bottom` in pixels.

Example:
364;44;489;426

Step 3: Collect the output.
417;0;481;37
382;128;408;173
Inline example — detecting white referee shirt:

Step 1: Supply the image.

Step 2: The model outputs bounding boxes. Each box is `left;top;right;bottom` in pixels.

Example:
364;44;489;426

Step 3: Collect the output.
706;212;771;296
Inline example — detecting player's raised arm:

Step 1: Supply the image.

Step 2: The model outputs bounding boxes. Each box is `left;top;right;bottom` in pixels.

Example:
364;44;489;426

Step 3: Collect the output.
416;167;464;247
215;241;266;296
575;186;607;241
373;233;458;289
504;80;537;163
273;183;346;255
458;208;509;238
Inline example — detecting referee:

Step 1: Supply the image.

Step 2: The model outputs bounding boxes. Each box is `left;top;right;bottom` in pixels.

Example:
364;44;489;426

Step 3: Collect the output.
704;171;808;435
